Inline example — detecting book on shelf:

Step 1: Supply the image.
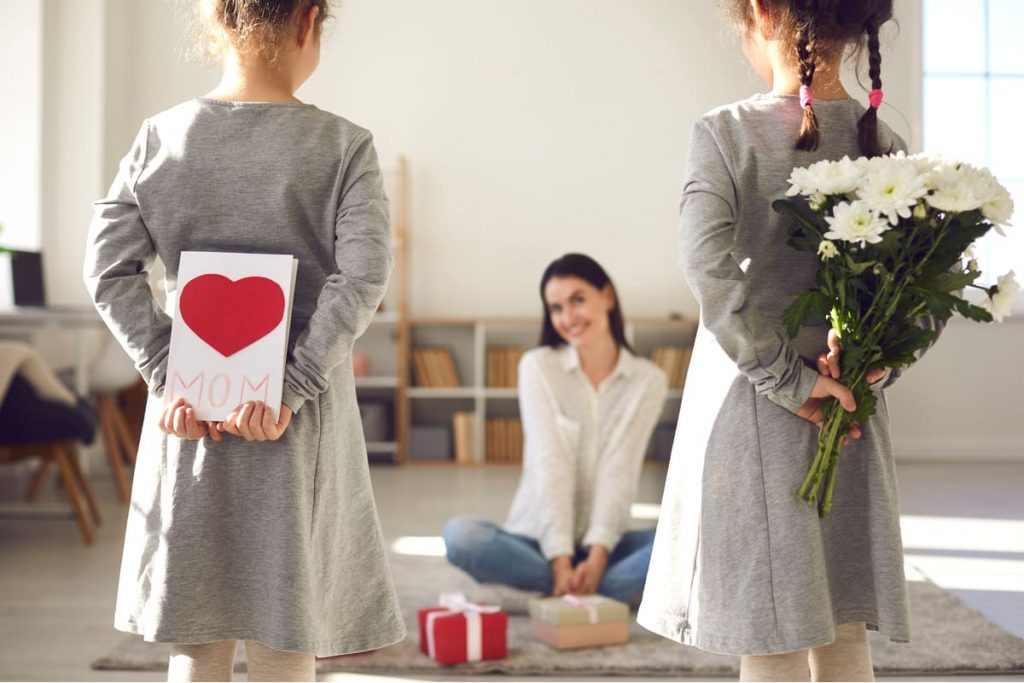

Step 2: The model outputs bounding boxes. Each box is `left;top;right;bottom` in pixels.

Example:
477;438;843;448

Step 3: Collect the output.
452;411;474;464
650;345;692;390
485;417;523;463
486;346;525;388
411;347;460;388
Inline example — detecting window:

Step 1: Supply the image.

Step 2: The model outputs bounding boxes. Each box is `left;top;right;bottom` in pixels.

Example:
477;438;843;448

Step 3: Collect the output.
0;1;43;251
923;0;1024;285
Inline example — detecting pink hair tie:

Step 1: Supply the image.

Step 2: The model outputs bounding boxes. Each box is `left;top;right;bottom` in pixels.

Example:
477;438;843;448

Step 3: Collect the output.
799;85;813;108
868;88;884;109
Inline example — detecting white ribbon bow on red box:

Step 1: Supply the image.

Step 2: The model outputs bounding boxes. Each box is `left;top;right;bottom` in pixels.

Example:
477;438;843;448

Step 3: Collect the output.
426;592;502;662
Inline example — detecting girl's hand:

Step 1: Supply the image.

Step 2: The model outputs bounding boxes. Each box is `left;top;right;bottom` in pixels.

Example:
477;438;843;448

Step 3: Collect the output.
550;556;575;597
158;397;219;441
218;402;293;442
795;374;859;436
818;329;887;385
570;546;608;595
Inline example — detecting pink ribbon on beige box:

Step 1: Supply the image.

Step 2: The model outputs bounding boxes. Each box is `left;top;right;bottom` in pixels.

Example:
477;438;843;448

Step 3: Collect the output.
541;594;602;624
426;592;501;662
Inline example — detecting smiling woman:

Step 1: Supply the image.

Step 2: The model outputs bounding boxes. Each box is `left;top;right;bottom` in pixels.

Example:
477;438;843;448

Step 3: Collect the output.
441;253;668;605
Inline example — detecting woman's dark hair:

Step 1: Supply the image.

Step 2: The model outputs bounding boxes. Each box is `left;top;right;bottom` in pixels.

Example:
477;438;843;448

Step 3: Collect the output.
726;0;893;157
200;0;331;66
538;253;633;352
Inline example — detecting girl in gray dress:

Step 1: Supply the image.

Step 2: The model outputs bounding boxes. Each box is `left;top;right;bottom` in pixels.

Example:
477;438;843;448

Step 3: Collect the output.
637;1;909;681
84;1;405;679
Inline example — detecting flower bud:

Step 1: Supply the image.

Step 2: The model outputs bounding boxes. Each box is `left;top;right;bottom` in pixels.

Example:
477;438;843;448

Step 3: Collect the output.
968;259;979;271
872;263;886;276
817;240;839;261
913;202;928;220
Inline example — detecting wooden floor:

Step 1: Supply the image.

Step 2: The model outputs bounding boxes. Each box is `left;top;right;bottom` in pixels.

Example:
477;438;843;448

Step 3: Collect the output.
0;459;1022;682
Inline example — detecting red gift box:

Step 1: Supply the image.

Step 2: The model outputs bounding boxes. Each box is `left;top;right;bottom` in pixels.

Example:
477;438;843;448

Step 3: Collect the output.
418;594;508;665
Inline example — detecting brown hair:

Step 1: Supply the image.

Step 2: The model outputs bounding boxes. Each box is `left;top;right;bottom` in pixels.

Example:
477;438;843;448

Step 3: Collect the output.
200;0;331;66
726;0;893;156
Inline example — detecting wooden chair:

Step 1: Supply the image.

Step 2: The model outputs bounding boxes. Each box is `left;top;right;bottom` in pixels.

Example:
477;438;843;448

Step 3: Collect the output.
0;357;100;544
88;339;143;503
0;440;101;544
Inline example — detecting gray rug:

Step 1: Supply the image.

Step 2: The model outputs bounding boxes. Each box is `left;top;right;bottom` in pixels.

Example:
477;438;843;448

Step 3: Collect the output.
93;553;1024;677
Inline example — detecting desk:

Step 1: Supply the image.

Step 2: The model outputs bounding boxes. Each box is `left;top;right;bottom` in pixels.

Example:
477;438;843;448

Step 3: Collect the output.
0;306;105;396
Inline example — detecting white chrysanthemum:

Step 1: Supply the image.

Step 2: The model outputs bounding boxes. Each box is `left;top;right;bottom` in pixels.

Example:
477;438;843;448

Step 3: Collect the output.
983;270;1020;322
974;168;1013;234
786;166;813;197
818;240;839;260
814;156;862;196
824;200;890;247
925;161;987;214
857;155;929;225
906;151;939;176
786;156;862;198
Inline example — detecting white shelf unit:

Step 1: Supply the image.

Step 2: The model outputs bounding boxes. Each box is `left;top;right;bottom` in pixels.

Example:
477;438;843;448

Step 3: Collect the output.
405;317;697;464
352;158;410;464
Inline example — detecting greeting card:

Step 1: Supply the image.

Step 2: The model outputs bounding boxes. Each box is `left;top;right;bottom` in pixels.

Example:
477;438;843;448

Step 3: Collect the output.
165;251;298;421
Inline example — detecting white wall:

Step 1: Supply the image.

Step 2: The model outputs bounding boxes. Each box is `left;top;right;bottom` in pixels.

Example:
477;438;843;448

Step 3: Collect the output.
310;0;925;319
41;0;105;307
36;0;1023;460
97;0;921;320
0;0;43;251
889;317;1024;460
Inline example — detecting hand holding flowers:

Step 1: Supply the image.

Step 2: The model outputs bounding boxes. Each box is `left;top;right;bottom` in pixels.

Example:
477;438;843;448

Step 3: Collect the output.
777;152;1016;516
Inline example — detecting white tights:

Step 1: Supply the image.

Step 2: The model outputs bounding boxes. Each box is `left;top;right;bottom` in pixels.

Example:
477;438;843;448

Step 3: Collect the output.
739;623;874;682
167;639;316;682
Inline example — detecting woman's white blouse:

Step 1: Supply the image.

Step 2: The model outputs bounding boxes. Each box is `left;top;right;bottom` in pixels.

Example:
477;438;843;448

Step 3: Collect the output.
505;345;669;559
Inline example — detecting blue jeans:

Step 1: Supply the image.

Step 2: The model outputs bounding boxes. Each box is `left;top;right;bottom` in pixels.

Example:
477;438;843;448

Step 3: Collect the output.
441;516;656;603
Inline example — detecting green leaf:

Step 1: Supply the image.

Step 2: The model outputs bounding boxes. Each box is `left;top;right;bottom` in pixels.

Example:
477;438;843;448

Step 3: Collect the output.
844;254;877;276
787;230;820;254
907;287;959;322
876;323;938;369
953;297;994;323
783;291;831;338
918;269;980;293
873;229;903;260
772;199;827;240
849;389;878;424
918;220;991;280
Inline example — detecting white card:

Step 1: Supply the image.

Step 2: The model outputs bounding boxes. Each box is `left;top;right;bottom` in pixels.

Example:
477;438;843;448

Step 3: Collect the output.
165;251;298;421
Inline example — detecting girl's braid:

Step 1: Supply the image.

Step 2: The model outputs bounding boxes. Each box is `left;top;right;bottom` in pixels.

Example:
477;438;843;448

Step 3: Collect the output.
795;23;821;151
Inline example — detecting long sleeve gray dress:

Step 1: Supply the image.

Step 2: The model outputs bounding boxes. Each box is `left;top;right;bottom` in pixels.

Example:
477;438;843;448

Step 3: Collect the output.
637;94;914;656
83;98;406;656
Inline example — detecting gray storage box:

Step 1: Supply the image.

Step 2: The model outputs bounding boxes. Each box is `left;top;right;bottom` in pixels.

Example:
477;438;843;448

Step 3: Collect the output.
650;423;676;461
359;401;390;442
409;424;452;460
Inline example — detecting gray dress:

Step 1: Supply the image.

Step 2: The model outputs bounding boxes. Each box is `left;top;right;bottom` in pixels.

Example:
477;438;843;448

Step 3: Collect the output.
84;98;406;656
637;95;913;656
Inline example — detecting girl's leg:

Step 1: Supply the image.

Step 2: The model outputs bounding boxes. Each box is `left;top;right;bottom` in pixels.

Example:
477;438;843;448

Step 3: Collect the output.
739;650;810;682
243;640;316;682
808;623;874;682
596;528;656;602
441;516;553;593
167;640;237;682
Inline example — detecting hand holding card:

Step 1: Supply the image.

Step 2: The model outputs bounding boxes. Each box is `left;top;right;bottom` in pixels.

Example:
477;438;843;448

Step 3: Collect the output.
165;251;298;423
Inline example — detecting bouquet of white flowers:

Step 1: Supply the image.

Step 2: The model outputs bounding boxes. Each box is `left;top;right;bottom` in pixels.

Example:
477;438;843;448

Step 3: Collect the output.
776;152;1017;516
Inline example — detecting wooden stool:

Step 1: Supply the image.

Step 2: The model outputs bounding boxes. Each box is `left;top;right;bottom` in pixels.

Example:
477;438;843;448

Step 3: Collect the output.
0;441;102;544
94;391;138;503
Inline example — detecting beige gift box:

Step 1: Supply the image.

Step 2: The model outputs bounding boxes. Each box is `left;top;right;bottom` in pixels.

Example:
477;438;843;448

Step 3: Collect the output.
528;595;630;649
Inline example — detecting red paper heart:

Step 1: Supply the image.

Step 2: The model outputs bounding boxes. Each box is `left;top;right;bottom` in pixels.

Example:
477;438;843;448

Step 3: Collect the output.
179;274;286;357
